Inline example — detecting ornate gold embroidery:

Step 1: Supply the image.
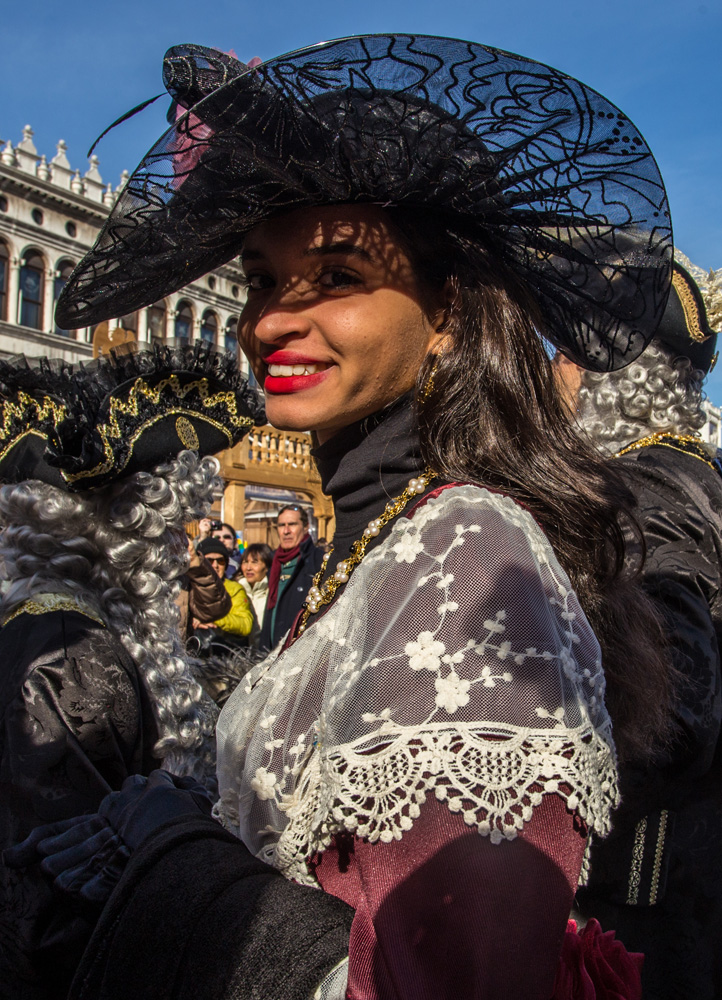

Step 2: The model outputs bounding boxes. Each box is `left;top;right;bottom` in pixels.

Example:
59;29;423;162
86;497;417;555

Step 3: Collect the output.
626;816;647;905
672;268;708;344
2;592;105;628
63;377;253;483
616;432;715;469
0;393;68;465
175;416;200;450
649;809;669;905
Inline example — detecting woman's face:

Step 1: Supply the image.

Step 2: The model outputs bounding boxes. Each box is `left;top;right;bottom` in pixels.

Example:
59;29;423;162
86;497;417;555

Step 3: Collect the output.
238;205;444;443
242;553;267;585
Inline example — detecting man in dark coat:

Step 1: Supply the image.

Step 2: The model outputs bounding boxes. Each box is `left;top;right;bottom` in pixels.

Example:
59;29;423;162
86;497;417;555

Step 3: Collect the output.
260;505;324;650
557;260;722;999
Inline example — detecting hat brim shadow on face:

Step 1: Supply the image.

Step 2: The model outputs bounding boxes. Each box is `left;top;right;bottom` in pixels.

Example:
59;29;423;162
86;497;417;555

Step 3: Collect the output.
56;33;673;372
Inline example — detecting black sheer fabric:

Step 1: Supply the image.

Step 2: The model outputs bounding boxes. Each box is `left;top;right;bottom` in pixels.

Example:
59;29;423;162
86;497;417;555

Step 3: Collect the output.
56;35;672;371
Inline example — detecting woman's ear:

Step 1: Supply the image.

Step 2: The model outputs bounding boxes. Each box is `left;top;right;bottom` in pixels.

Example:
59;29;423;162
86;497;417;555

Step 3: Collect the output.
430;279;455;354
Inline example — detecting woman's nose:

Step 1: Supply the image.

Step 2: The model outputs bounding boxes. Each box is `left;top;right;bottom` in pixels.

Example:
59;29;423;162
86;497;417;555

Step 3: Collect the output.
252;286;314;343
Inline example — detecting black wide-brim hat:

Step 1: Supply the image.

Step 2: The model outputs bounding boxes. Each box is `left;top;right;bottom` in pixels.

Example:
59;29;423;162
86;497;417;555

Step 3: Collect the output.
654;261;718;373
0;345;265;491
56;34;673;372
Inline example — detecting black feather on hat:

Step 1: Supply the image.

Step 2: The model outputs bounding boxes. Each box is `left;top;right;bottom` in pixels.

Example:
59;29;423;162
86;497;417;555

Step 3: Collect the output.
56;34;673;372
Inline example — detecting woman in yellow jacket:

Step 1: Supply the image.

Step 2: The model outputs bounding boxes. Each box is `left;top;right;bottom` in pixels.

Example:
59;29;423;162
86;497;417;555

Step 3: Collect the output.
195;538;255;639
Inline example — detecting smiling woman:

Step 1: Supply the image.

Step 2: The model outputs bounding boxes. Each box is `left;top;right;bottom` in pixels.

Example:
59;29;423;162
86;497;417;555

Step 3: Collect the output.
239;205;445;442
24;34;679;1000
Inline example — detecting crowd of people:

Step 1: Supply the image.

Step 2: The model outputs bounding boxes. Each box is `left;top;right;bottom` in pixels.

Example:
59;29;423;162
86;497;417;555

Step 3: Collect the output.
0;31;720;1000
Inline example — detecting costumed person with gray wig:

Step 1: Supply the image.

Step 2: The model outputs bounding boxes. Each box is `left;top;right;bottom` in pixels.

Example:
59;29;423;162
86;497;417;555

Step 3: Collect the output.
556;261;722;999
7;36;681;999
0;346;263;999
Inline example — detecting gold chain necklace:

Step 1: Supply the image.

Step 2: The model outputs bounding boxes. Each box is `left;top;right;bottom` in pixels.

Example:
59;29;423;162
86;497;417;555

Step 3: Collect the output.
615;432;715;468
296;468;437;636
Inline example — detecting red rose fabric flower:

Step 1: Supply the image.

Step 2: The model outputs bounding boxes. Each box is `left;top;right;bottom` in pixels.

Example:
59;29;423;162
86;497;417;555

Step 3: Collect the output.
552;919;643;1000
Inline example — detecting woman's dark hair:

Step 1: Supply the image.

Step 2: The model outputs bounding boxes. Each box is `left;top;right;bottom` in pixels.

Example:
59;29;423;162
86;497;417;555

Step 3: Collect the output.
242;542;274;573
387;207;674;764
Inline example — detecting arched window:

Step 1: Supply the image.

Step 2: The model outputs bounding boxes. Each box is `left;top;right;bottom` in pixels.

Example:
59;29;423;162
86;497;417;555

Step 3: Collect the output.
200;310;217;345
54;259;75;336
19;250;45;330
224;316;238;354
175;301;193;345
147;302;166;345
0;242;8;322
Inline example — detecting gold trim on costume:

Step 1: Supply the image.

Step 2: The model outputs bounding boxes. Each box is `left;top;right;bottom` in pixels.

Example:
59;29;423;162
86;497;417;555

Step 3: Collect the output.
62;376;252;484
615;432;715;469
175;416;200;450
0;394;68;465
626;816;647;905
649;809;669;906
672;268;708;344
2;592;105;628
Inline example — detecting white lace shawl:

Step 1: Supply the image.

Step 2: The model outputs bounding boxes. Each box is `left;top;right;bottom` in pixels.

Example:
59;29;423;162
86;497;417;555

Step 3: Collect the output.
215;485;619;885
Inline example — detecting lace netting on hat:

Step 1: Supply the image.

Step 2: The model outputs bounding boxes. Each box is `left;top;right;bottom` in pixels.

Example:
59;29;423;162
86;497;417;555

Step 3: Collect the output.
214;486;618;887
56;34;672;372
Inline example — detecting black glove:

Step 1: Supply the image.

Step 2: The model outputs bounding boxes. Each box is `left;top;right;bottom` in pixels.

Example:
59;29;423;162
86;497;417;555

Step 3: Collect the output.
97;770;213;852
4;814;128;904
4;771;213;903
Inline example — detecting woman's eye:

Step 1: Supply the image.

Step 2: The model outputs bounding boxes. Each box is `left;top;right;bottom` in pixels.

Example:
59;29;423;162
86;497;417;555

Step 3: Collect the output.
318;269;361;290
243;273;273;291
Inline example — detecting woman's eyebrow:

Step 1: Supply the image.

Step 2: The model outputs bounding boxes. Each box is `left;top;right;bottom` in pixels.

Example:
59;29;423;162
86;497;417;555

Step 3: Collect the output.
304;243;373;261
241;242;374;264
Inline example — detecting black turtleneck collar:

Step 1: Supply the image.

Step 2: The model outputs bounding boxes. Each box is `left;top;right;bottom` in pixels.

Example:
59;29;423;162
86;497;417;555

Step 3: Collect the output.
311;393;424;571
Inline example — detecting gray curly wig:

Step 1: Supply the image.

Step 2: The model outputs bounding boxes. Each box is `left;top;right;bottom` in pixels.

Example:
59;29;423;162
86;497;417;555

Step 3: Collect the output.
0;450;221;777
577;340;707;455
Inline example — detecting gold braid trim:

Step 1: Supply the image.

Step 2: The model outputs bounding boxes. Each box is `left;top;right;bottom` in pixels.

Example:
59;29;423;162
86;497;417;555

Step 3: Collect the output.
648;809;669;906
672;269;708;344
3;592;105;628
626;816;647;905
615;432;715;469
0;393;68;465
63;377;254;484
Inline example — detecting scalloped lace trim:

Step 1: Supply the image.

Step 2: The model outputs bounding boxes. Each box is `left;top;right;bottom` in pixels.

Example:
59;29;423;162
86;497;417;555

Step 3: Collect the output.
242;722;618;887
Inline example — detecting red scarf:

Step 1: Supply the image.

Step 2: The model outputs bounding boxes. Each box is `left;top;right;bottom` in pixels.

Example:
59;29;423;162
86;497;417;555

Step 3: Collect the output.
267;534;308;610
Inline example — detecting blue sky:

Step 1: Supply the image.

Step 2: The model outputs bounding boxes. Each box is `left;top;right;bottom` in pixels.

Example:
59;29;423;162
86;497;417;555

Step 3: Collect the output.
3;0;722;397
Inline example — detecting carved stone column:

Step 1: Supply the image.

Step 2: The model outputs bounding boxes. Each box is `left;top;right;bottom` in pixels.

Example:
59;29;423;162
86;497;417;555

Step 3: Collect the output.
136;307;149;347
6;256;19;325
43;269;55;332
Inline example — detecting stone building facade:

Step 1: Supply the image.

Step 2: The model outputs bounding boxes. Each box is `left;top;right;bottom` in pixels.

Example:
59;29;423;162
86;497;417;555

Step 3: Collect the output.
0;125;333;546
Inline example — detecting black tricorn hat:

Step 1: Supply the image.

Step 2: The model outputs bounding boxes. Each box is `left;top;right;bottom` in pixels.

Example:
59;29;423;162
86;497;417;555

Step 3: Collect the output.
654;261;718;374
56;34;673;372
0;345;265;491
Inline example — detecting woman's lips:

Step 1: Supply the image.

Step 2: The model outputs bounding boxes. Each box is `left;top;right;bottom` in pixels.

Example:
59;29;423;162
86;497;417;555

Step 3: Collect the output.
263;363;333;395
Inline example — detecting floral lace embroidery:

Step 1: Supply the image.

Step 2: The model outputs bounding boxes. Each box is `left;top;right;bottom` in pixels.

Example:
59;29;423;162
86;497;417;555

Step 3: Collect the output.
215;485;618;886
